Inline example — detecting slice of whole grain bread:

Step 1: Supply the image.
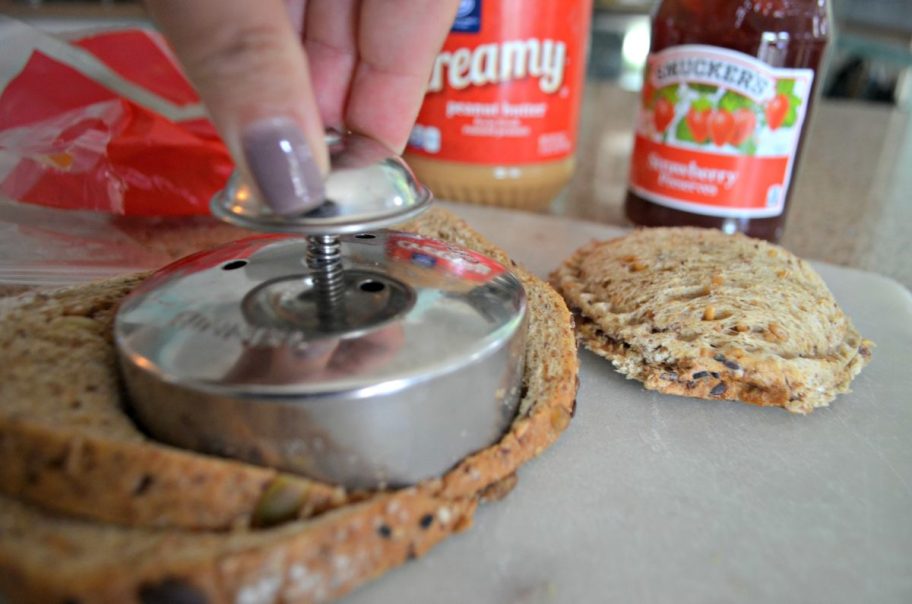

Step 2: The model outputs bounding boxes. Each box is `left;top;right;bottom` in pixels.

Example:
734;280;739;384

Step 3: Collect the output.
551;227;871;413
0;207;578;604
0;489;477;604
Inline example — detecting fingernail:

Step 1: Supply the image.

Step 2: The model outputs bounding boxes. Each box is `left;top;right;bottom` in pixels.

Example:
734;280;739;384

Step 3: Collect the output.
241;117;324;215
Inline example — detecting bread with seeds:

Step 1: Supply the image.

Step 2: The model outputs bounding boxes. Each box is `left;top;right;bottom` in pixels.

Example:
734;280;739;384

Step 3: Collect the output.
551;227;872;413
0;207;579;603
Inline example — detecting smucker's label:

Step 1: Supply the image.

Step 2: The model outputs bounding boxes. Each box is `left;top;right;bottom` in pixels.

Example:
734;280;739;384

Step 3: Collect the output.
630;45;814;218
407;0;591;164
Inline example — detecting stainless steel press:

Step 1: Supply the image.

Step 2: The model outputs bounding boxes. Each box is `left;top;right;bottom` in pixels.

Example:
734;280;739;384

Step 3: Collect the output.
115;133;527;489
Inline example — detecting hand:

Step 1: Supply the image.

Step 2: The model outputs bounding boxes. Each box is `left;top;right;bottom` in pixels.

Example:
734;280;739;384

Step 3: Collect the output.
145;0;459;214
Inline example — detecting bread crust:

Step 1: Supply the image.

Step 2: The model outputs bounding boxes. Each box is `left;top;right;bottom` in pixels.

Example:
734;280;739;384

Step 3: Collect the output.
552;227;872;413
0;208;579;603
0;490;478;604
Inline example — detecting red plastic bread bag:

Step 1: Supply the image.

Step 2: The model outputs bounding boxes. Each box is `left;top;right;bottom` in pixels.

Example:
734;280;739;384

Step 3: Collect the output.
0;18;232;216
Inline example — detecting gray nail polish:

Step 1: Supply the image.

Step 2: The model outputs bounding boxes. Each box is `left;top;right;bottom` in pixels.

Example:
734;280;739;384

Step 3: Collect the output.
241;117;325;215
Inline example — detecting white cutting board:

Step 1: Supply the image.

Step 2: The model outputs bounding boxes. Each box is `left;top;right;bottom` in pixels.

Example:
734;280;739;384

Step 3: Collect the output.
344;204;912;604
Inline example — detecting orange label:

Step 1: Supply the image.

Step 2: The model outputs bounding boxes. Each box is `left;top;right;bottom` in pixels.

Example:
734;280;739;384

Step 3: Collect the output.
630;45;814;218
407;0;592;164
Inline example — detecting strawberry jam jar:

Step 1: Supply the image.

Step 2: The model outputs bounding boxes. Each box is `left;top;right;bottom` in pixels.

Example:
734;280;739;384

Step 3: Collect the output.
625;0;830;242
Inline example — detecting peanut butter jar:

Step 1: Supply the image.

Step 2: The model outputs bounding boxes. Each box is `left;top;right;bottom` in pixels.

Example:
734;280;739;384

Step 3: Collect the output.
405;0;592;211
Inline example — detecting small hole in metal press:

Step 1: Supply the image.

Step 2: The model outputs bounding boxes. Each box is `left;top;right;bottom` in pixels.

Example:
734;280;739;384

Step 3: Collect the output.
355;233;376;239
222;260;247;271
359;281;385;293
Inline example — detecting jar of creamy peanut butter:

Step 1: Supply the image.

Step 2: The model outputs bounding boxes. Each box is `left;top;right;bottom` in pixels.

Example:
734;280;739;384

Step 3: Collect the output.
405;0;592;210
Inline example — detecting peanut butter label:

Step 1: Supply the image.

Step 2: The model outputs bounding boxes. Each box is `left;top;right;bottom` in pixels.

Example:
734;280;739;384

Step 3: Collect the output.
407;0;591;164
630;45;814;218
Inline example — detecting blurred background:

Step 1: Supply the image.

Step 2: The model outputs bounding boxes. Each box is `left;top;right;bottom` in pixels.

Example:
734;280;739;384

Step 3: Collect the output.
2;0;910;109
0;0;909;289
585;0;912;110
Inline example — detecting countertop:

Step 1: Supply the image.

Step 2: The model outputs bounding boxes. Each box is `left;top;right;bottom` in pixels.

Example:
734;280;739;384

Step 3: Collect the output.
348;206;912;604
550;83;912;289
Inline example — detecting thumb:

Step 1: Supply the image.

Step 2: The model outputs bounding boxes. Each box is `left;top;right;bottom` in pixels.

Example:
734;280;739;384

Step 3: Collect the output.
146;0;328;215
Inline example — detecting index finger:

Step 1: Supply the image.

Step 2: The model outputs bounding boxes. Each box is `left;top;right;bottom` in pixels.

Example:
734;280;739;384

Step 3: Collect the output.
146;0;329;214
345;0;460;152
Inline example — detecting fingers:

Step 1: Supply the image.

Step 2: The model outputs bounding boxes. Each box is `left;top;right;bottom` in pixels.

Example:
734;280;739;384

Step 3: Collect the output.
284;0;307;34
149;0;459;208
346;0;460;152
146;0;328;215
303;0;360;130
302;0;458;149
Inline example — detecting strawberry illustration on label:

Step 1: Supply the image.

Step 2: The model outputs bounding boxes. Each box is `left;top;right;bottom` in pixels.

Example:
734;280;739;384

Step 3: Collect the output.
685;106;711;143
709;109;734;146
653;97;675;133
642;78;656;107
765;93;789;130
730;108;757;146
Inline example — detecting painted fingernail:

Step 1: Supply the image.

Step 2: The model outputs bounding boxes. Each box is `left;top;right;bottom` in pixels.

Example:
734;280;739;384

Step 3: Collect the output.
241;117;324;215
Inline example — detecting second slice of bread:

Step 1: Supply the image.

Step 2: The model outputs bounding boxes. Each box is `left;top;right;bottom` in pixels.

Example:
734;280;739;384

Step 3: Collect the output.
551;227;871;413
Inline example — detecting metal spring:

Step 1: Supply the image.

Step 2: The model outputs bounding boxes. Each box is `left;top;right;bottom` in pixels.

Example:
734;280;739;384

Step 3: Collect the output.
306;234;345;319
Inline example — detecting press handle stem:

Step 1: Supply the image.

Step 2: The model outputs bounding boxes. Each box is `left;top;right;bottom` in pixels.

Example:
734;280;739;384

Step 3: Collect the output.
306;234;345;323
